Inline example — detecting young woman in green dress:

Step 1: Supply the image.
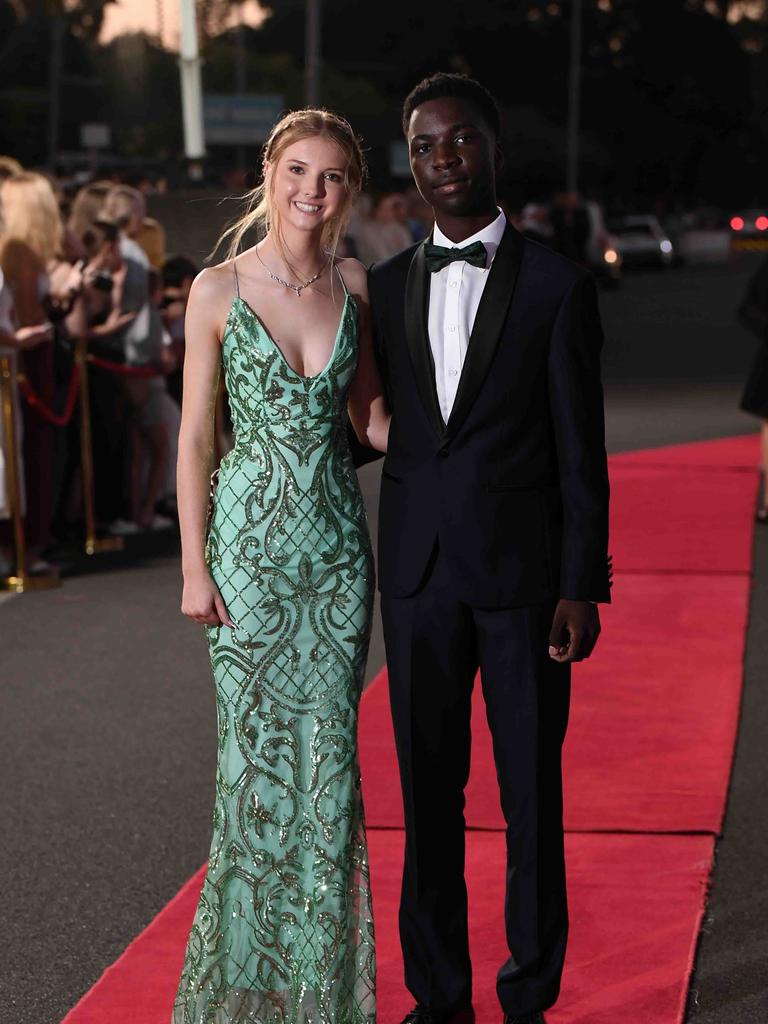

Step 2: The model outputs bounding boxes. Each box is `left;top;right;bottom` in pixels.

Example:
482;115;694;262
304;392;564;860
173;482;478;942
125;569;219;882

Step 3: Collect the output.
174;110;389;1024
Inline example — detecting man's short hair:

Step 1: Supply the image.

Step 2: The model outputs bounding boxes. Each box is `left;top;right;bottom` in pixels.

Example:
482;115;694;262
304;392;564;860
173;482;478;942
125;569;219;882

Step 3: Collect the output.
163;255;198;287
401;73;501;139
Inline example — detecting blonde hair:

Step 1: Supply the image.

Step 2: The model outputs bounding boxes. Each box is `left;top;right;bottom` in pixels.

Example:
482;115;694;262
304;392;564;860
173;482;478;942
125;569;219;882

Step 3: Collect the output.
216;108;366;263
102;185;146;231
0;156;23;184
0;171;63;266
68;180;114;243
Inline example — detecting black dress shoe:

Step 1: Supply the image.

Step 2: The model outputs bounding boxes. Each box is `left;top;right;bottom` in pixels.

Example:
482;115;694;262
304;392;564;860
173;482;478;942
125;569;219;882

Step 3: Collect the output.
401;1005;475;1024
503;1013;545;1024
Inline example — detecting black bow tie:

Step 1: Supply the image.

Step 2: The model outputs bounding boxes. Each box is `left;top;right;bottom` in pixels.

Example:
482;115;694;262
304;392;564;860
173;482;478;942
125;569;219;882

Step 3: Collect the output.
424;240;488;273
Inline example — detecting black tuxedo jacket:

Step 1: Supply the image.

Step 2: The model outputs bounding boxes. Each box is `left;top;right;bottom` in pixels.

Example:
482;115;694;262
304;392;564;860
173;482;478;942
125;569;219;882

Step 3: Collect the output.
368;223;612;607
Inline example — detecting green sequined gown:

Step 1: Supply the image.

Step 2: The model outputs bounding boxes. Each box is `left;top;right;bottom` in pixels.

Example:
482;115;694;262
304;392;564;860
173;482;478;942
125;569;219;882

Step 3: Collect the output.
173;266;376;1024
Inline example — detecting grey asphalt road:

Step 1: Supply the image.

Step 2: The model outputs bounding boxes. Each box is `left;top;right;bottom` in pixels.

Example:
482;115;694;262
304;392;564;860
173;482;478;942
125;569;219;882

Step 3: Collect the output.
0;255;764;1024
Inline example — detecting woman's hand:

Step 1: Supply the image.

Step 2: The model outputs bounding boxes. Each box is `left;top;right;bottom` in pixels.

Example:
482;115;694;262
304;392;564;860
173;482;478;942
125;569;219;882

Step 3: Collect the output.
61;260;87;296
15;323;53;349
87;307;138;339
181;568;234;627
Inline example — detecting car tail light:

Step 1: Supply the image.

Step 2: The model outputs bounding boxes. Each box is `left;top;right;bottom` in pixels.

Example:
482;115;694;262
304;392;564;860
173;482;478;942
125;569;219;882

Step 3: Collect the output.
756;216;768;231
730;216;745;231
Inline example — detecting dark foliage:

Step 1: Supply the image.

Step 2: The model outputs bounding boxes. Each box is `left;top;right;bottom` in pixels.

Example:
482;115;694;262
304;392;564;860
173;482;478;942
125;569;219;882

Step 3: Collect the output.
0;0;764;206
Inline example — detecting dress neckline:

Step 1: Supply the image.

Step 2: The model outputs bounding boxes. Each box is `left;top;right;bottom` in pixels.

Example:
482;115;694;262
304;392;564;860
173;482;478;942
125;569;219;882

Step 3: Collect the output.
229;261;351;382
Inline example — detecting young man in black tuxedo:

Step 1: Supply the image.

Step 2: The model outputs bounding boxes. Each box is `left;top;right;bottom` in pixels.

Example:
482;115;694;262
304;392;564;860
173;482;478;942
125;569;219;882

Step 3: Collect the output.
368;74;611;1024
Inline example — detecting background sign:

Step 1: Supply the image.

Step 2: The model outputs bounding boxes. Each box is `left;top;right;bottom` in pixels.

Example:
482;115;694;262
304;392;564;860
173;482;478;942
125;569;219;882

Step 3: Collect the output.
389;140;410;178
203;94;284;146
80;122;111;149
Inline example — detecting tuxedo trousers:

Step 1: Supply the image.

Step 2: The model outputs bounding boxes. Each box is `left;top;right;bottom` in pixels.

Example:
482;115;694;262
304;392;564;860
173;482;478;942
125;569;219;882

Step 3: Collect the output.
380;545;571;1017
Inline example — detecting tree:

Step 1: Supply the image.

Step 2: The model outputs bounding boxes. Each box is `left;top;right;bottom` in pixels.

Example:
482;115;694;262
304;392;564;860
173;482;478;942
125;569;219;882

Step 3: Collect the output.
95;32;182;157
0;0;102;161
7;0;117;42
196;0;251;42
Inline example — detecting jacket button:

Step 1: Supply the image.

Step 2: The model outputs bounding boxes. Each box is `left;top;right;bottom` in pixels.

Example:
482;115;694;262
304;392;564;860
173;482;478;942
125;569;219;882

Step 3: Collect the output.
438;448;450;458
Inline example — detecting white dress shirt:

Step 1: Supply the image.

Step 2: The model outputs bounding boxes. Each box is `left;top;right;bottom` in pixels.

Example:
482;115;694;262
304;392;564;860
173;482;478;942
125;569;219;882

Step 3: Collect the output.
427;208;507;423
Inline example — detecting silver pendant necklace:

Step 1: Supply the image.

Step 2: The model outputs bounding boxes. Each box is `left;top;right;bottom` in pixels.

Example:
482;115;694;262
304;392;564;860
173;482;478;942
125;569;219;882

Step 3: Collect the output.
256;247;330;297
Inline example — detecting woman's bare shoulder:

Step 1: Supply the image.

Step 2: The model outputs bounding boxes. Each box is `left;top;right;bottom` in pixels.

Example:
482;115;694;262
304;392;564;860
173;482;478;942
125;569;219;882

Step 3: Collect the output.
190;261;236;302
335;256;369;296
187;262;239;341
189;262;238;313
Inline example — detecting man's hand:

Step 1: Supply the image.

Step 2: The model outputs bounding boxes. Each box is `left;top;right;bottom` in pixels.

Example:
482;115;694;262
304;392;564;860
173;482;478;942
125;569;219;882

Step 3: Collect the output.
548;599;601;663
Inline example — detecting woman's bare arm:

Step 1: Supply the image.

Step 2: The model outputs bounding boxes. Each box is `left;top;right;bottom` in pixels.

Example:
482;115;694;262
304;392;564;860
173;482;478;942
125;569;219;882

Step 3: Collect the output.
1;239;48;326
0;324;53;349
177;267;234;626
344;260;390;453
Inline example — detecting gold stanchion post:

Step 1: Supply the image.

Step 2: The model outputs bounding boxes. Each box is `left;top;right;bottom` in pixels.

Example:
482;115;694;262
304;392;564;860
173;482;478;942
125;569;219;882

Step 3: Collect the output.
76;337;123;555
0;353;60;592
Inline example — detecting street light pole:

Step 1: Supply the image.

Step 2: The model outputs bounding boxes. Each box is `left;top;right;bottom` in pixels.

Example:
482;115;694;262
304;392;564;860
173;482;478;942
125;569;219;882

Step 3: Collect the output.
179;0;205;172
566;0;582;194
304;0;322;107
235;3;247;169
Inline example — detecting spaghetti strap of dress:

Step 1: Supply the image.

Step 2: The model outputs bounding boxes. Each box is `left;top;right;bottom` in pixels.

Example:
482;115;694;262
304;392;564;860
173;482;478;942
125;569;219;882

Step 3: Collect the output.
233;260;241;299
334;261;349;296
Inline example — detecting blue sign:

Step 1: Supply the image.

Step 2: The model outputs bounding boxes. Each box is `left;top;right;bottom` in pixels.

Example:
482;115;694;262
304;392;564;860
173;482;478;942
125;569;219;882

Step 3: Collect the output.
389;140;410;178
204;94;285;146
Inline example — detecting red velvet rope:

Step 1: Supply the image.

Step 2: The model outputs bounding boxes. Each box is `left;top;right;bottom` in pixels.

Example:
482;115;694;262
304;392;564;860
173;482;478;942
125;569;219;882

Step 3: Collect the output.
17;364;81;427
86;354;163;377
17;346;163;425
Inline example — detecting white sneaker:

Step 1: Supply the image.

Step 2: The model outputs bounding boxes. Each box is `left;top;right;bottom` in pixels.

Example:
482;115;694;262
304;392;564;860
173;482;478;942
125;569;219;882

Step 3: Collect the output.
148;513;175;531
29;558;59;576
109;518;140;536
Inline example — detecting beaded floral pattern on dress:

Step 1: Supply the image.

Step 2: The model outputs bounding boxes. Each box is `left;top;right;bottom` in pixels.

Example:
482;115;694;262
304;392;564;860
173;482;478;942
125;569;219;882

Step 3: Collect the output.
173;280;375;1024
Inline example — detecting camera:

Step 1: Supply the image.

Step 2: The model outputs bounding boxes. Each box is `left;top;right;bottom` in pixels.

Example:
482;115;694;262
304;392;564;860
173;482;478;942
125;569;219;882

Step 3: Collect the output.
91;270;114;293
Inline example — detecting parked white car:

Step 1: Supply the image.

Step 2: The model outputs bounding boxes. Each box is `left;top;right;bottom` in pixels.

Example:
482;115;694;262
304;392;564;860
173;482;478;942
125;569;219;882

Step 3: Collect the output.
677;209;732;266
610;215;675;268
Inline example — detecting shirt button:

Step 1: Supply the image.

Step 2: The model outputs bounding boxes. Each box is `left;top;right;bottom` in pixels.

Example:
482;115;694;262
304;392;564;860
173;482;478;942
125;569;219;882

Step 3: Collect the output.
450;280;458;288
448;325;456;333
448;368;458;377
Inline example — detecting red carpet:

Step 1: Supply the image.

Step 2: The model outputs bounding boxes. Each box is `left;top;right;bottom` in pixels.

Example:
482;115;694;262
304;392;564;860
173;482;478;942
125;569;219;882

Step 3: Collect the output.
59;435;759;1024
608;464;757;574
61;832;714;1024
611;432;760;470
360;573;749;834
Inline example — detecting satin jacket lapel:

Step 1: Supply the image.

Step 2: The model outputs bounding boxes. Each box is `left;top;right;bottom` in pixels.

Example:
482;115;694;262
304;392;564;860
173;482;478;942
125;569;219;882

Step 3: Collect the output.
444;224;525;442
404;241;445;438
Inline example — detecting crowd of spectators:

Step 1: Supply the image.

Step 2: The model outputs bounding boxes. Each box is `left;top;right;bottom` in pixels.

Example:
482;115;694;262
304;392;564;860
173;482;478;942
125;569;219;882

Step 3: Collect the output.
0;159;194;577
